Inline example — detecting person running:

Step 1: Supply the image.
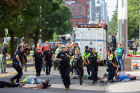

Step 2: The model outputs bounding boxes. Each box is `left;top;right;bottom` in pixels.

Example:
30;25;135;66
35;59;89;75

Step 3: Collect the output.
56;45;71;90
0;42;8;73
0;81;25;88
10;46;24;83
83;46;90;75
43;46;53;76
86;48;101;84
70;47;84;85
33;48;44;77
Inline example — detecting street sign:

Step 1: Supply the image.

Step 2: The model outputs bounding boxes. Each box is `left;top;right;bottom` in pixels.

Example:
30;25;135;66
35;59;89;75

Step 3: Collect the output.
5;28;8;35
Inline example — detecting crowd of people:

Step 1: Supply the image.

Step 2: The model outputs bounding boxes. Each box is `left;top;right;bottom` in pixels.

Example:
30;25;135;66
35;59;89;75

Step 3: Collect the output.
0;41;137;90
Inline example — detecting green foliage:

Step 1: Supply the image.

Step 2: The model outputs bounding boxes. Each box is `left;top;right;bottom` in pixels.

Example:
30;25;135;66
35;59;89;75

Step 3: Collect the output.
7;40;11;53
108;0;140;39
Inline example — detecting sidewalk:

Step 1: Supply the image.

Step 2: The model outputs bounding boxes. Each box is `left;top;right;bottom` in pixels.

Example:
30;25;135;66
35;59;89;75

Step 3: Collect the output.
106;58;140;93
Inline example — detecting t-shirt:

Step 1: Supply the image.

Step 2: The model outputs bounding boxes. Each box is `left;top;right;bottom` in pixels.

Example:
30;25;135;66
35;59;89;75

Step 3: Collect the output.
119;75;131;81
116;48;125;59
133;43;137;48
13;50;23;63
23;76;35;83
52;46;58;54
43;50;52;61
0;46;7;55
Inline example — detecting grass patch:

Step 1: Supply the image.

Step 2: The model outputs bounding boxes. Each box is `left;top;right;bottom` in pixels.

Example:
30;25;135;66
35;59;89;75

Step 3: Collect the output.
128;52;140;55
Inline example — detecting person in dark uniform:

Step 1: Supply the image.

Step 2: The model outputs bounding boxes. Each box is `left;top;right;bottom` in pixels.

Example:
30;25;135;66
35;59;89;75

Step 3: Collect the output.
52;42;58;70
33;48;44;77
70;42;75;75
0;42;8;73
70;47;84;85
44;46;53;76
0;81;25;88
86;48;101;84
10;46;24;83
83;46;90;75
56;45;71;90
107;48;118;83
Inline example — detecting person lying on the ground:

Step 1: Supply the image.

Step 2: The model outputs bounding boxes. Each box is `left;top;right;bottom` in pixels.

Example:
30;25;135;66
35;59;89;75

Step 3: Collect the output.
19;75;42;84
0;81;25;88
25;79;51;89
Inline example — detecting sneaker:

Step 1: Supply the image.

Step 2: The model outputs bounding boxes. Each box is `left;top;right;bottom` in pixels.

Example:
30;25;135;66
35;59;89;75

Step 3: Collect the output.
4;71;8;73
65;87;69;90
14;79;17;83
80;83;82;85
43;69;45;71
70;72;73;75
109;80;115;83
9;79;14;83
92;81;96;84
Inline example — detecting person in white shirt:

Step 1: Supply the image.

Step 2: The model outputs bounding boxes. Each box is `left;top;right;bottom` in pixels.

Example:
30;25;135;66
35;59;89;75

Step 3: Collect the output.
133;40;137;55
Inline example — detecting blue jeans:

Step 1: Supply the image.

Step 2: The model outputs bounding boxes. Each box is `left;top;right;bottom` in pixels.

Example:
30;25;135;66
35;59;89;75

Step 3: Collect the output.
117;59;124;71
133;48;136;55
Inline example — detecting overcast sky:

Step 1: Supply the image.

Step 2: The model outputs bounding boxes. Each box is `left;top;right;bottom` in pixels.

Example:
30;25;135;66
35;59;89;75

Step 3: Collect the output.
96;0;117;21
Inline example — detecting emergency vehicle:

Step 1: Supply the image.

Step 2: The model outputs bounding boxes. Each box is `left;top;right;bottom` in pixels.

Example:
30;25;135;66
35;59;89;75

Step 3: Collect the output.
76;24;108;65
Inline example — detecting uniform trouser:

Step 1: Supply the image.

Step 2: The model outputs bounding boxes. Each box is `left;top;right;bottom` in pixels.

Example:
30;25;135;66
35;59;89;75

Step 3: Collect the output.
0;55;6;72
0;81;20;88
46;60;52;74
60;66;70;88
70;65;73;74
90;65;98;82
75;67;83;84
42;63;45;70
35;63;42;76
22;57;27;71
11;65;23;82
108;65;115;81
86;65;90;75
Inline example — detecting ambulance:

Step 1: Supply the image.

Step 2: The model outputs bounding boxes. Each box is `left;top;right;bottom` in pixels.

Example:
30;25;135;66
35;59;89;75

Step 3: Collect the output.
76;24;108;65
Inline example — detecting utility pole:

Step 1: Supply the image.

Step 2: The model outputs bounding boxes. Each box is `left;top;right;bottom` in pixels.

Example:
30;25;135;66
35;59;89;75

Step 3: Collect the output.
118;0;128;56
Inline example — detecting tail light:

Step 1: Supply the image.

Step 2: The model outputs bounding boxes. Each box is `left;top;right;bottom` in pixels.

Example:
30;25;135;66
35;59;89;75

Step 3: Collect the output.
100;48;101;51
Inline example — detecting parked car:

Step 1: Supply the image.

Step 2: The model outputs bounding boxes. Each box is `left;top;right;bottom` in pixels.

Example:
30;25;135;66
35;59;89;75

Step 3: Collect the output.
128;40;134;50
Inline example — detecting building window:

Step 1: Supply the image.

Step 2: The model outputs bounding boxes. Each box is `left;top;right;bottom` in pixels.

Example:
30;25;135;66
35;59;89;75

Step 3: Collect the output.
97;8;99;12
83;21;84;23
76;21;78;25
88;8;89;12
79;7;82;10
79;21;81;24
72;7;75;10
87;15;89;18
87;1;89;4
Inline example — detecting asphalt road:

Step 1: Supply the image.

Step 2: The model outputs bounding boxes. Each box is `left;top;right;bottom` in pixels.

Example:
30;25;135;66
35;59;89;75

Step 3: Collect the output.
0;60;107;93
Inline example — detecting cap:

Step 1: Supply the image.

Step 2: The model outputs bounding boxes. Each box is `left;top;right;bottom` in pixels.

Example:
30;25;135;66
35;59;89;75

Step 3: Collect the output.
3;42;7;45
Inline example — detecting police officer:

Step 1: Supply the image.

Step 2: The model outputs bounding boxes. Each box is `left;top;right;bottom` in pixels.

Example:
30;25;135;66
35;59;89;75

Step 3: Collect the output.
43;46;53;76
70;47;84;85
70;42;75;75
0;42;8;73
107;48;118;83
33;48;44;77
10;46;24;83
86;48;101;84
56;45;71;90
83;46;90;75
55;43;61;72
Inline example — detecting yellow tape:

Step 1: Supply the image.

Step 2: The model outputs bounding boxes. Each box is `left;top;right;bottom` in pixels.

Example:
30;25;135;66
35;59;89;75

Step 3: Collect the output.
0;66;35;78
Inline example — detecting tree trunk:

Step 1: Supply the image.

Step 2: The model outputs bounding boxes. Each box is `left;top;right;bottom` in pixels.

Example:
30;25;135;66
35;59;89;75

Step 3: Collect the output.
34;38;38;48
10;31;15;59
25;33;29;44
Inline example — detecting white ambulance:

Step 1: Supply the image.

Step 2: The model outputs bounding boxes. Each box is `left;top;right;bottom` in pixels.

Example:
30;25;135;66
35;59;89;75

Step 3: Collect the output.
76;24;108;65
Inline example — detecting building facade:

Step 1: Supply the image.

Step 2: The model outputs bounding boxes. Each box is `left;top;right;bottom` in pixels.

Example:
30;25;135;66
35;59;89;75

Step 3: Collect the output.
100;0;109;24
